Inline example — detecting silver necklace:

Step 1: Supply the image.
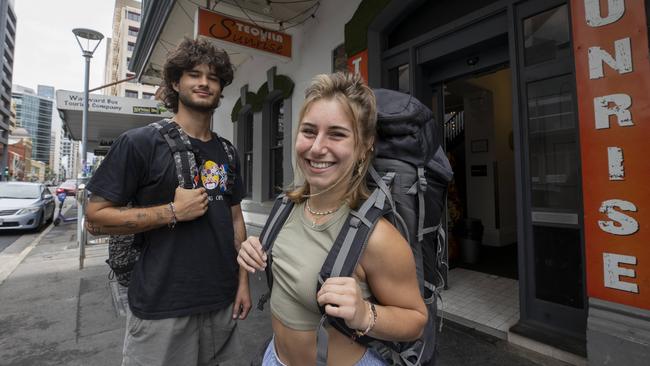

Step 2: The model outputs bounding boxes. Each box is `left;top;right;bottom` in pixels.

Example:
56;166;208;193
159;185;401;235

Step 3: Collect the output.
306;200;342;216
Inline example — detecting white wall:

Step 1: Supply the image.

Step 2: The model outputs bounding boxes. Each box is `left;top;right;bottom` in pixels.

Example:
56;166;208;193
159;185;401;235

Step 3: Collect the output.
464;69;517;247
212;0;363;187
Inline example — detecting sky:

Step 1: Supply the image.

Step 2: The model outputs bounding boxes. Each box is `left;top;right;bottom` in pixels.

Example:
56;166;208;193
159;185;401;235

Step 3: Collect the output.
12;0;116;93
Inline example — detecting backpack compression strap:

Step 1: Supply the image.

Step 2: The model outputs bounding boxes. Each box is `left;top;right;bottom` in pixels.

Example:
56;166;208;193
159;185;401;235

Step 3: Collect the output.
255;194;294;310
150;120;199;189
315;185;393;366
406;167;439;242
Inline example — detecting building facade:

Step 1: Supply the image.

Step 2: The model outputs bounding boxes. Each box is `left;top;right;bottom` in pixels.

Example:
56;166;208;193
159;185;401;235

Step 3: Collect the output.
12;85;53;164
59;129;78;180
103;0;157;99
131;1;650;364
0;0;15;179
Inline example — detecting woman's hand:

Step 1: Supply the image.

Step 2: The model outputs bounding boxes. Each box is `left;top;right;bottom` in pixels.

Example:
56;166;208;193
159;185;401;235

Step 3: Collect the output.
316;277;369;331
237;236;267;273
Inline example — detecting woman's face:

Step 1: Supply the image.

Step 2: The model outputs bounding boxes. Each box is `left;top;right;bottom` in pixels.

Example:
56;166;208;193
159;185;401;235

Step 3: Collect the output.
295;98;357;195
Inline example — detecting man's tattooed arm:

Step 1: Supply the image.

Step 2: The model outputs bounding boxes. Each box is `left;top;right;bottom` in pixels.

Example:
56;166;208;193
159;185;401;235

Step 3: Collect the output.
85;195;174;235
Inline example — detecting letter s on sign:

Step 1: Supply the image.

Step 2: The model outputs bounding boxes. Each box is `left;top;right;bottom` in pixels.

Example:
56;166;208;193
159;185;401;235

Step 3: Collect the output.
210;18;234;40
598;199;639;235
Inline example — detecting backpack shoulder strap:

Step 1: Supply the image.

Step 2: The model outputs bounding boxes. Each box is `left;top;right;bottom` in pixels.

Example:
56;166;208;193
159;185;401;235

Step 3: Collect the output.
216;135;237;169
255;194;294;310
215;135;239;192
315;185;393;366
150;119;198;189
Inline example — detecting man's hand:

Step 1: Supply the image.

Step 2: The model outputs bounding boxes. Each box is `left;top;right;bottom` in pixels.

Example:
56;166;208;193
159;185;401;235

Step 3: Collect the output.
232;280;252;320
173;186;208;221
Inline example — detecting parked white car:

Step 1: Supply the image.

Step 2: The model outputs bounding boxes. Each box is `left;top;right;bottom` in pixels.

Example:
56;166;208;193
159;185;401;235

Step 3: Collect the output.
0;182;56;230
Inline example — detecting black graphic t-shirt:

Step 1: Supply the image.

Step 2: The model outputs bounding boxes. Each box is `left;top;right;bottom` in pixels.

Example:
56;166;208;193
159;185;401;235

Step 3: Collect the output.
87;125;243;319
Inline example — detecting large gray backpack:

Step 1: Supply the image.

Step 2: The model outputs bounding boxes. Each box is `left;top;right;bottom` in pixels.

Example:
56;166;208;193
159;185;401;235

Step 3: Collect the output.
258;89;453;365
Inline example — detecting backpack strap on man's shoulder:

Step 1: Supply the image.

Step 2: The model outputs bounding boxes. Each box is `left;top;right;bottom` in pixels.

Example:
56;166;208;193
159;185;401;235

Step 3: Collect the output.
217;136;236;168
150;119;198;189
256;194;294;310
215;135;238;193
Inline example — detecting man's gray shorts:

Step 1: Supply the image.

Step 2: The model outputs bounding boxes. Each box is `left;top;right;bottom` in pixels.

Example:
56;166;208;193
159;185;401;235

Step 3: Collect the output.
122;303;242;366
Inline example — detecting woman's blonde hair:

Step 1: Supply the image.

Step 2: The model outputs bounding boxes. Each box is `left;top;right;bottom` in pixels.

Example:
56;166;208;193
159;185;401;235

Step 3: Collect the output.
287;72;377;208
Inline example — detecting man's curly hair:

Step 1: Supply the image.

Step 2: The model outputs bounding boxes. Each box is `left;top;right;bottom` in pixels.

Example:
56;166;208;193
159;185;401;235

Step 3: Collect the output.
159;38;234;113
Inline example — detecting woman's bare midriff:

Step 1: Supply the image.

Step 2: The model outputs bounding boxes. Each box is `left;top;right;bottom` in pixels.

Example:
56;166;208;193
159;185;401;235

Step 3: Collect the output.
271;315;367;366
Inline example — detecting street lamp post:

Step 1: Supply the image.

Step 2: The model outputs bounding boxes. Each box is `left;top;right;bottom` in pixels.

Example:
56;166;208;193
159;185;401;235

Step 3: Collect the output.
72;28;103;269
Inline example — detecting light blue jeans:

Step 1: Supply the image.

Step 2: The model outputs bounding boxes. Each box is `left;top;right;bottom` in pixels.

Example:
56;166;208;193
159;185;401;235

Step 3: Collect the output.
262;337;386;365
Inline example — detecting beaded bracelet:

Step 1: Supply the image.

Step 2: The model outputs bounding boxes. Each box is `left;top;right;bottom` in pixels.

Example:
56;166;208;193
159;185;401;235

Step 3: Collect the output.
353;301;377;339
168;202;178;229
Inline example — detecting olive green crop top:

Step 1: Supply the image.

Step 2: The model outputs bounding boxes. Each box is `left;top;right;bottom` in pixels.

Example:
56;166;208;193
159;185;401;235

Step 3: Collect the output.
269;201;372;331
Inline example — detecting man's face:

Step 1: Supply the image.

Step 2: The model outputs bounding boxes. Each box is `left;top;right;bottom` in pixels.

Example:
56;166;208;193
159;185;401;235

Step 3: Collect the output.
173;64;222;112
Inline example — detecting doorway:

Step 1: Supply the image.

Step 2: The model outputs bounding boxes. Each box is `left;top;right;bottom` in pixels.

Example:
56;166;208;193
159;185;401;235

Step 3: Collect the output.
432;65;520;338
443;67;518;280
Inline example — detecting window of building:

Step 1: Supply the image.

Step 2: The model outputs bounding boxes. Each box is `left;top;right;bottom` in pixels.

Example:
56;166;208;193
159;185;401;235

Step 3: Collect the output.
242;112;254;197
388;64;410;94
125;90;138;98
269;100;284;197
128;27;139;37
127;42;135;52
127;11;141;22
523;4;570;66
142;92;155;100
126;57;131;65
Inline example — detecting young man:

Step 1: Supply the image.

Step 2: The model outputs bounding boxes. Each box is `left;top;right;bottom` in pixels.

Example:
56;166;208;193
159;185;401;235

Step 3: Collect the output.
85;39;250;366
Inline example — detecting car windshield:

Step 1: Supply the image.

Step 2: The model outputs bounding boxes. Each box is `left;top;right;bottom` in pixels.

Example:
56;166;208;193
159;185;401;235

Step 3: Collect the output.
0;184;41;199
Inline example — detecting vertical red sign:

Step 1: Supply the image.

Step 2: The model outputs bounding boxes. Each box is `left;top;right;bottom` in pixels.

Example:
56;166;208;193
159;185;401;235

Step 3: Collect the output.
347;49;368;83
572;0;650;309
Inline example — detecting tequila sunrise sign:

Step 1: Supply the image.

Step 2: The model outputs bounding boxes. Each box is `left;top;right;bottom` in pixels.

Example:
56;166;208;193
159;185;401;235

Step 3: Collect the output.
572;0;650;309
196;8;292;60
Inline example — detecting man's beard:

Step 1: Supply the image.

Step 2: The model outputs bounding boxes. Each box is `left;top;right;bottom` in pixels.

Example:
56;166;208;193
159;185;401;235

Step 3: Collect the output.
178;90;220;113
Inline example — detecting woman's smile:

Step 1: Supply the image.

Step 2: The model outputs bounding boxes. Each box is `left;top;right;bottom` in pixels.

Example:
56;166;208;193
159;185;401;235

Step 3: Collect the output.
295;98;356;194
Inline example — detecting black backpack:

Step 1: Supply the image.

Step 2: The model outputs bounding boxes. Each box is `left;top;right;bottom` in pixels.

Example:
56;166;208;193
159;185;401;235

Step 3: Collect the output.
105;119;237;287
257;89;453;366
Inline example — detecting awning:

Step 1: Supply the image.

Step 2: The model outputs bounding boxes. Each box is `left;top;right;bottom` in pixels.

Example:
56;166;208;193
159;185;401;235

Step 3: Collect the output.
131;0;316;86
56;90;172;154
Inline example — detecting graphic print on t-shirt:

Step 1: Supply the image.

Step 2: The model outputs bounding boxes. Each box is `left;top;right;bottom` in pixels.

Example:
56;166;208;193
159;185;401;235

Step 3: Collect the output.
201;160;229;193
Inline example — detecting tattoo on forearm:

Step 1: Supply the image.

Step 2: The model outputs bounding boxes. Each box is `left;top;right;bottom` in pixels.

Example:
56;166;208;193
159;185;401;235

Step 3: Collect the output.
89;195;108;203
86;221;105;235
104;221;138;229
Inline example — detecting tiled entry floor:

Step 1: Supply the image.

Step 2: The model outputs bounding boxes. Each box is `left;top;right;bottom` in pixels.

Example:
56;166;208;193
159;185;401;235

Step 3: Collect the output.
439;268;519;339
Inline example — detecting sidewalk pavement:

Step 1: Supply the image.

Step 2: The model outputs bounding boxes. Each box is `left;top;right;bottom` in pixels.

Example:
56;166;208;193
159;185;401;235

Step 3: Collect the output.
0;213;272;366
0;209;569;366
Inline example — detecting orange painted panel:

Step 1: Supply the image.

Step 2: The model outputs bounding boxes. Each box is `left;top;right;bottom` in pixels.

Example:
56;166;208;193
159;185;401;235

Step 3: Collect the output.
196;8;292;59
347;50;368;82
572;0;650;309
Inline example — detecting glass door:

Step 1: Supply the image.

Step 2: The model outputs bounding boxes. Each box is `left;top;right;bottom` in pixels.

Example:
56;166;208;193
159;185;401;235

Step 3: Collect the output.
514;0;587;345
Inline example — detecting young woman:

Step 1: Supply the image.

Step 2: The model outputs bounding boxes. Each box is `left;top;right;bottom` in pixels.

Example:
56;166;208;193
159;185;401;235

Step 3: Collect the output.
237;73;427;366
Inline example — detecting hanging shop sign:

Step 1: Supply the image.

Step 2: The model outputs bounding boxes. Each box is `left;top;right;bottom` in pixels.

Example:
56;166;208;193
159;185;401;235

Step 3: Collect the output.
572;0;650;310
347;49;368;82
196;8;292;60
